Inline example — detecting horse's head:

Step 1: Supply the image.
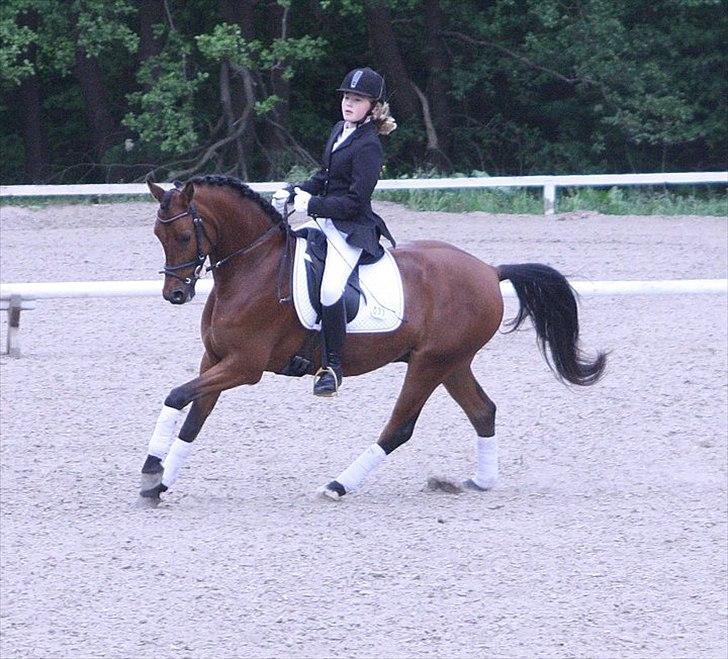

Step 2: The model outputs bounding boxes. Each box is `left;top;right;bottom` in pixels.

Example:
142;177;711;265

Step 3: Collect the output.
147;176;213;305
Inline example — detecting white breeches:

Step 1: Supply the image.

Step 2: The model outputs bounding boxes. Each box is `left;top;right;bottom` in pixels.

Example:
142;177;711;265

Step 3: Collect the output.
317;218;363;306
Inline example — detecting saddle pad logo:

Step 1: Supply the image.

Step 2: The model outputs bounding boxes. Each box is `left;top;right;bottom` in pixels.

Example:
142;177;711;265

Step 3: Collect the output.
351;70;363;87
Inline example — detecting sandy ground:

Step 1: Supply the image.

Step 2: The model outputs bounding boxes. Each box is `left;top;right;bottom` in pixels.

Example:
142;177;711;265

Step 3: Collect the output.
0;200;726;659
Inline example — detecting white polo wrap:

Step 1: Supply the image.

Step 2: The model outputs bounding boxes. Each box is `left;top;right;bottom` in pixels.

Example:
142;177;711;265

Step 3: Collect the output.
148;405;188;459
161;438;193;488
336;443;387;493
472;437;498;489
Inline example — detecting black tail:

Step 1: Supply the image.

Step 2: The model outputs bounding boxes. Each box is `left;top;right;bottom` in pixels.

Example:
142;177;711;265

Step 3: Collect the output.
498;263;606;386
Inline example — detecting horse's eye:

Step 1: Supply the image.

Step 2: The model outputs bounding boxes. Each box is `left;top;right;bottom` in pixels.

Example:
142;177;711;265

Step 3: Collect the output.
179;232;192;244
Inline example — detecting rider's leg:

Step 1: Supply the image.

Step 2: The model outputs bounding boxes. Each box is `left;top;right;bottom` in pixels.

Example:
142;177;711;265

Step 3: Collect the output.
316;219;362;396
316;298;346;396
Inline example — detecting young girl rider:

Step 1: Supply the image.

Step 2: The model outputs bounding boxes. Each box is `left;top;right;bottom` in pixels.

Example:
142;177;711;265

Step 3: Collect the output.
272;67;397;397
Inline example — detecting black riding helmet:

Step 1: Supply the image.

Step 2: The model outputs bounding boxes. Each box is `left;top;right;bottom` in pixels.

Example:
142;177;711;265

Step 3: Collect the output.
337;67;386;102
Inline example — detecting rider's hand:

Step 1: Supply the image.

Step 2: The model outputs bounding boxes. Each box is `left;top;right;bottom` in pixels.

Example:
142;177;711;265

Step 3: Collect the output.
293;187;312;215
271;188;289;214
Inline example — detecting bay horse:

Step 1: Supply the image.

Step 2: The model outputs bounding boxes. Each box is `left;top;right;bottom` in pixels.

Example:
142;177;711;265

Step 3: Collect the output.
141;175;605;501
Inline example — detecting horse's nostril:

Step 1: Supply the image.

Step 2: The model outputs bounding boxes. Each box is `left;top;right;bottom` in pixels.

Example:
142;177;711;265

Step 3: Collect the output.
170;290;185;304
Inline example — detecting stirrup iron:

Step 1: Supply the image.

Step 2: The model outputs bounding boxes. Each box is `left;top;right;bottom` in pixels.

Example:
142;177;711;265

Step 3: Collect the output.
313;366;340;396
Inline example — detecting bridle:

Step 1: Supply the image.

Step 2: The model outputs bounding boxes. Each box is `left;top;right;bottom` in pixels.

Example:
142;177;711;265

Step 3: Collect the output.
156;200;293;297
156;203;211;285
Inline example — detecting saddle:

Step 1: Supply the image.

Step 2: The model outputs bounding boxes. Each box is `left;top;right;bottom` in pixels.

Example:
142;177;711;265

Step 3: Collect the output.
294;226;365;324
290;221;404;334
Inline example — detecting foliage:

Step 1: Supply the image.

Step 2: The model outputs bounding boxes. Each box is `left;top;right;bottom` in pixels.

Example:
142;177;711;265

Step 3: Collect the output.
0;2;36;85
558;185;728;216
377;182;728;216
0;0;725;184
123;29;209;155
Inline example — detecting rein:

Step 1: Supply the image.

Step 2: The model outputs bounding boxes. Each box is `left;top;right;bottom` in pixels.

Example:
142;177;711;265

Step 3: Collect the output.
206;223;283;272
157;201;294;302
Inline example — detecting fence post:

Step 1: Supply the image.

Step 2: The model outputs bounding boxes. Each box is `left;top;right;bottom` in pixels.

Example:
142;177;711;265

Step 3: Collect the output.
543;183;556;215
6;295;22;357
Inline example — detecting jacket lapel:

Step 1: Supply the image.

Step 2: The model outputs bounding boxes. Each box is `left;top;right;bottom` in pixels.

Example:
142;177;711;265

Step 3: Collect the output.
324;122;345;161
331;120;375;155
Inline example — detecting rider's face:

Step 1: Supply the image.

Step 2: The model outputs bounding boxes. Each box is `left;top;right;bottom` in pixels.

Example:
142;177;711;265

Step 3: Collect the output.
341;92;372;123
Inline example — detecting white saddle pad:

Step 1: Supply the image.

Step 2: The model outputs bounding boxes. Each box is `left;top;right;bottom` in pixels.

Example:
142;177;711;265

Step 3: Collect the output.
291;221;404;333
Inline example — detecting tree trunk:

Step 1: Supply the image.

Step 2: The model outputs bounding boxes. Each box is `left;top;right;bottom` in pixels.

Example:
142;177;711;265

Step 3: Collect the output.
267;1;291;139
423;0;452;166
363;0;420;120
16;10;49;182
18;74;50;182
219;0;258;177
73;48;116;159
138;0;165;63
220;60;248;179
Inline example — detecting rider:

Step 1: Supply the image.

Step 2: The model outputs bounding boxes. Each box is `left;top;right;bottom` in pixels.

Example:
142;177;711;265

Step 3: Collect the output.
272;66;397;397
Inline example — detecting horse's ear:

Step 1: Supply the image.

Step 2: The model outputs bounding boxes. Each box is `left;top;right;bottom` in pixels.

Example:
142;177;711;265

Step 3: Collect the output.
181;180;195;204
146;174;166;203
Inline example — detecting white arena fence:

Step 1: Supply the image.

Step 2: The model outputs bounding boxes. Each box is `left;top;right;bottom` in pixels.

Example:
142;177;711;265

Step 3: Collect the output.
1;171;726;215
2;173;726;355
1;278;726;357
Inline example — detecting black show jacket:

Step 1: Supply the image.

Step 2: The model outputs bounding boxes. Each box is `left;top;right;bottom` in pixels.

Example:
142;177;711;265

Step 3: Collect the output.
295;120;395;259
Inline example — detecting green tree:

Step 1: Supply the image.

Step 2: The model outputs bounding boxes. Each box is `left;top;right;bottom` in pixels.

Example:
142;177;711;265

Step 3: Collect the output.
0;0;725;184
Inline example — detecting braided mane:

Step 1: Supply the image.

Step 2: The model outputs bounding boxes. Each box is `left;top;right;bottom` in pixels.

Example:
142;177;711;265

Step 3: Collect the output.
188;175;284;224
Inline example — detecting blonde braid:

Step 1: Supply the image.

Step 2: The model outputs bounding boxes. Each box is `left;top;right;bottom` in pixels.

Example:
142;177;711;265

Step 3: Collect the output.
371;101;397;135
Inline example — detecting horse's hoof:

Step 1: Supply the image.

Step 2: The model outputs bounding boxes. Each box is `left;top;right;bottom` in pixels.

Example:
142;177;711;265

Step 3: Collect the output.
135;494;162;509
462;478;494;492
318;480;346;500
139;483;168;499
140;471;163;493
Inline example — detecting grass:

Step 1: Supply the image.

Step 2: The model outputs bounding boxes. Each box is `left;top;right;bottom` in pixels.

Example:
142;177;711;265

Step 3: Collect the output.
376;185;728;216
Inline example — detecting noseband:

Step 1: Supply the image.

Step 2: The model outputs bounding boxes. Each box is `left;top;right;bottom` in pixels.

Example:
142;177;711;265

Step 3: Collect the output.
157;203;210;285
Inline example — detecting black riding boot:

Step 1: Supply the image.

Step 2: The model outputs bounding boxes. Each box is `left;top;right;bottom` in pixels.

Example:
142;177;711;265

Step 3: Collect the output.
314;298;346;397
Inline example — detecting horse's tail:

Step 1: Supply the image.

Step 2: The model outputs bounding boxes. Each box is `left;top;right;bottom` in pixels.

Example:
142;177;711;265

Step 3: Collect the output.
497;263;606;386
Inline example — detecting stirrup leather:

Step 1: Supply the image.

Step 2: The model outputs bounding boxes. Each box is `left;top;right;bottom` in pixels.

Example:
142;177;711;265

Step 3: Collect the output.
313;366;340;395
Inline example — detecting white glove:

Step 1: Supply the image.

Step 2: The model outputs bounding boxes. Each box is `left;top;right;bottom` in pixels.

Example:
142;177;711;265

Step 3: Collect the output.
293;187;312;214
272;188;289;214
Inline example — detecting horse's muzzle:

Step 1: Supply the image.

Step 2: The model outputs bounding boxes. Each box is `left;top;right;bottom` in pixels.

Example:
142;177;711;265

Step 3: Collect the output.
165;285;196;305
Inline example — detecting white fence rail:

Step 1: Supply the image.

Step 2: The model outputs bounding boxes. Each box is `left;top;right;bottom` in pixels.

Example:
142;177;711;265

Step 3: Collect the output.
2;171;726;215
2;278;726;357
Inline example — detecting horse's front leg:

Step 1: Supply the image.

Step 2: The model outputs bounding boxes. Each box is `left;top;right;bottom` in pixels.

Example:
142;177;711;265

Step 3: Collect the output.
139;354;259;499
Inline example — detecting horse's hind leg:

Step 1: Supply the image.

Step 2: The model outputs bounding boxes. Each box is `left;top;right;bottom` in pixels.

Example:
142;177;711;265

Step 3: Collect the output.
443;364;498;490
140;352;221;498
320;356;445;499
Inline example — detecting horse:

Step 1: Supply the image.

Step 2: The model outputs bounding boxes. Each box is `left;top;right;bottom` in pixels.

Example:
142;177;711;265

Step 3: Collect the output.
140;174;606;501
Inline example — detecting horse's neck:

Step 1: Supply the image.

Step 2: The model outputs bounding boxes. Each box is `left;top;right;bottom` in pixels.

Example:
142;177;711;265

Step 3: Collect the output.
205;197;282;288
208;198;270;260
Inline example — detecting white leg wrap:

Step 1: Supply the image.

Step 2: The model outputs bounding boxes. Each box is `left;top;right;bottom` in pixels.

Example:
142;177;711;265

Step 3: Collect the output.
336;444;387;493
161;438;193;488
473;437;498;489
147;405;188;459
